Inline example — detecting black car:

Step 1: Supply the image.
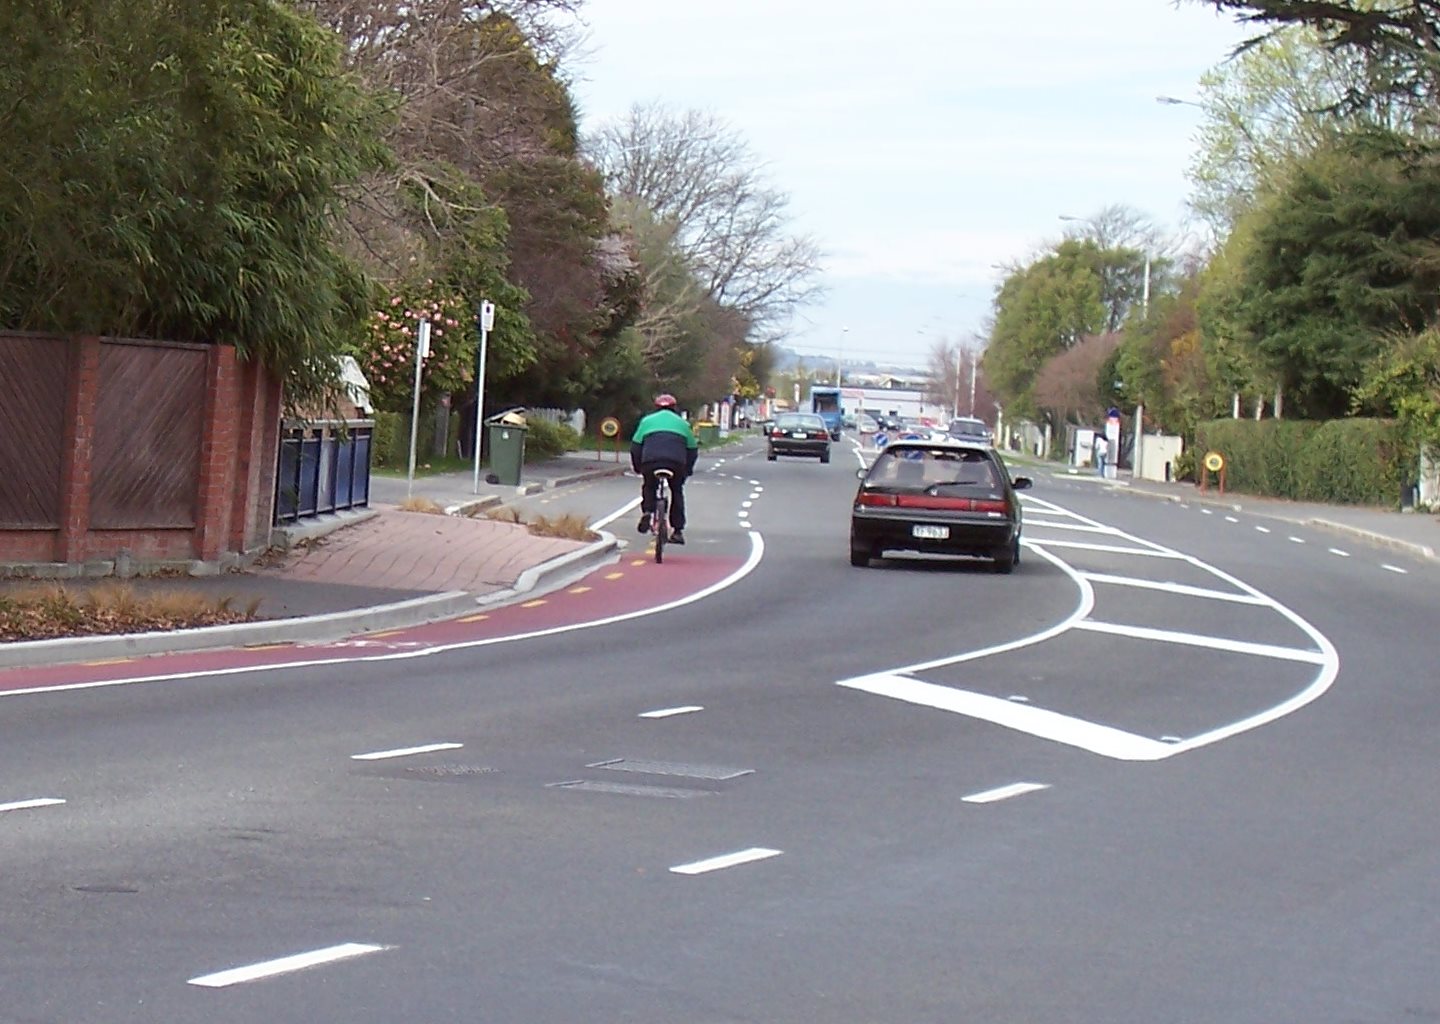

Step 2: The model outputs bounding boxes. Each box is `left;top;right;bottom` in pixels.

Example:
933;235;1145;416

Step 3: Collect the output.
946;416;993;445
849;439;1031;572
767;412;832;463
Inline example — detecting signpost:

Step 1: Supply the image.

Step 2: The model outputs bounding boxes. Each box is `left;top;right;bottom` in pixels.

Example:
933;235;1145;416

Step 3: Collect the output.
471;300;496;494
598;416;622;462
406;319;432;498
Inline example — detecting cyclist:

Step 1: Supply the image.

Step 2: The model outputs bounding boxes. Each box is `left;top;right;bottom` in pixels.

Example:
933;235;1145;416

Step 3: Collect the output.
630;393;699;544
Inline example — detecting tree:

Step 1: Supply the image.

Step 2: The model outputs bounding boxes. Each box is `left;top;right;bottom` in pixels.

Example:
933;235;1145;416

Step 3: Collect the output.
1031;333;1123;427
1192;1;1440;129
984;241;1108;418
0;0;390;406
588;104;824;341
1223;129;1440;418
925;339;992;421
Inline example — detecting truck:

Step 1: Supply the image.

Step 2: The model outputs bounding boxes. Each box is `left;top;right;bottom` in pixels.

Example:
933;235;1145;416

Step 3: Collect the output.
809;385;843;440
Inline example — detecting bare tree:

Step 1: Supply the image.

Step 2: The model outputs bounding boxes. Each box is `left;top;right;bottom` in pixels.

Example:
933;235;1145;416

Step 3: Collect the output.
1031;333;1123;425
925;337;992;421
587;102;824;341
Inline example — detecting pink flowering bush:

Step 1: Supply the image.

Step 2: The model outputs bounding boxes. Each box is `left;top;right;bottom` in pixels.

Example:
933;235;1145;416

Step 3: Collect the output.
357;281;476;413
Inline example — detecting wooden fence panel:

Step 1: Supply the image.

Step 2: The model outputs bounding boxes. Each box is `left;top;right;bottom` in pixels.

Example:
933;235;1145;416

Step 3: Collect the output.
89;341;206;529
0;335;67;528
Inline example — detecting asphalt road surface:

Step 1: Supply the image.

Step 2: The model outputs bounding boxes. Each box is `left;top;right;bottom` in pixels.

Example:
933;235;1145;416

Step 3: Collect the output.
3;436;1438;1023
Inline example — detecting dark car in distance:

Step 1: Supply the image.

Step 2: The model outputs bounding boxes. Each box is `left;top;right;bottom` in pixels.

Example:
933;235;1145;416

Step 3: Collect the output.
946;416;993;445
849;439;1031;572
767;412;832;463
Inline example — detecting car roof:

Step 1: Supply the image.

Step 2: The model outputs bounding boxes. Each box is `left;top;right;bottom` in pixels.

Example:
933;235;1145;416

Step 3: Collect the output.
881;438;994;455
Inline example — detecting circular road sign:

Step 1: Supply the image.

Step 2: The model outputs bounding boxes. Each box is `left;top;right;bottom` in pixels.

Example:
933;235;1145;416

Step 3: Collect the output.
599;416;622;439
1203;451;1225;473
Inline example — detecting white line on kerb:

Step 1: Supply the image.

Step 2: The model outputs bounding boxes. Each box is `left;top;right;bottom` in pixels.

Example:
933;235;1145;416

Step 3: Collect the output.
963;782;1050;804
351;742;463;761
188;943;388;987
670;847;782;875
639;705;703;719
0;798;65;813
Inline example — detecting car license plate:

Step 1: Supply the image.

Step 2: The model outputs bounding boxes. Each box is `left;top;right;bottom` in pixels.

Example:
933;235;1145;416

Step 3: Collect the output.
912;524;949;539
792;431;807;438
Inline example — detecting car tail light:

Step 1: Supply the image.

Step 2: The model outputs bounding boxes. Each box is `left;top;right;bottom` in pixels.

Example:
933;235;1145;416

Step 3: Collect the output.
771;427;784;438
858;492;897;507
895;495;970;510
972;498;1009;515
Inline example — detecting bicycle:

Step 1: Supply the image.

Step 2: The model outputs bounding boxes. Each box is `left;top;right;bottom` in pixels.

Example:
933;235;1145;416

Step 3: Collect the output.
651;469;674;564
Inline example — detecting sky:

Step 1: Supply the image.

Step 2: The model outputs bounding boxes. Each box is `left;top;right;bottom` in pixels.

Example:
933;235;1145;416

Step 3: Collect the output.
566;0;1255;370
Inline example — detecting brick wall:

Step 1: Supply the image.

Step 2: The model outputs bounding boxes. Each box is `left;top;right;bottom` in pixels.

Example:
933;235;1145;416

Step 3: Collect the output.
0;332;282;571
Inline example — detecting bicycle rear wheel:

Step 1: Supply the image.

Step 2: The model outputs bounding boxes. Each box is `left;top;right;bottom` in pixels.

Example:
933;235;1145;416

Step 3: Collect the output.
653;488;669;564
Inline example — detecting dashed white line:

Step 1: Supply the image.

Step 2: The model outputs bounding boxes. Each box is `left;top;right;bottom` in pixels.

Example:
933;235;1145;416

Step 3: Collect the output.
1289;536;1306;544
638;705;703;719
188;943;388;987
351;742;463;761
963;782;1049;804
1224;516;1239;523
741;501;753;508
670;847;783;875
1383;564;1409;574
1328;548;1350;558
1201;509;1214;516
1256;526;1271;534
0;798;65;813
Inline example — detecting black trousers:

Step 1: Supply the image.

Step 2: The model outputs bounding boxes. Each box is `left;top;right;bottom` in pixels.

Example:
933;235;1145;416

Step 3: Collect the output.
640;469;686;530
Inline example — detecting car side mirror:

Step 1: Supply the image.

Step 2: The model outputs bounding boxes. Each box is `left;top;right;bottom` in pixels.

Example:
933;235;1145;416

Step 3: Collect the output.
1012;476;1033;490
856;468;867;480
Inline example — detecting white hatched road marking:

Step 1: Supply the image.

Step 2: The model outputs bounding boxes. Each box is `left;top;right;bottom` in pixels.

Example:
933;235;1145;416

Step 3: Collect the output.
351;742;463;761
838;497;1340;761
1025;539;1185;558
1074;620;1327;664
1023;520;1117;534
0;798;65;813
670;847;782;875
1080;572;1269;605
963;782;1050;804
188;943;388;987
639;705;703;719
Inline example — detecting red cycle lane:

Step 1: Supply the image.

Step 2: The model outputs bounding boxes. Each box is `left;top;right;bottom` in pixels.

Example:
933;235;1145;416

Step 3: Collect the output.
0;551;749;697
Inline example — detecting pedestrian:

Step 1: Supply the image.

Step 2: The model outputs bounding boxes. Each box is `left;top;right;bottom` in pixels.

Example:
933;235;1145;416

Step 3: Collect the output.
1094;434;1106;477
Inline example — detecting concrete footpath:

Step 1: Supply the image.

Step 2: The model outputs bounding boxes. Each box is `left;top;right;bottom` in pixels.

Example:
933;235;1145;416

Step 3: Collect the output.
0;452;633;669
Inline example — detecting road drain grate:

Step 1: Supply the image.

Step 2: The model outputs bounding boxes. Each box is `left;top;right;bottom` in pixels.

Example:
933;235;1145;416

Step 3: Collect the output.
586;758;753;781
404;764;497;777
549;780;712;799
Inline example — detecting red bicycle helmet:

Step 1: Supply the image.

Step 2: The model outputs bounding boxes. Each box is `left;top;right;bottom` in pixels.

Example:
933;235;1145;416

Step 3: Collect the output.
654;393;678;408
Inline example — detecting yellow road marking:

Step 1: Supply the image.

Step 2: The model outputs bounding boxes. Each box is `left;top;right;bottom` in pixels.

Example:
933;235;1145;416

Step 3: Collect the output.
568;586;592;594
241;643;294;652
82;657;133;666
631;559;647;566
605;572;625;580
520;599;547;608
458;613;490;622
368;630;403;639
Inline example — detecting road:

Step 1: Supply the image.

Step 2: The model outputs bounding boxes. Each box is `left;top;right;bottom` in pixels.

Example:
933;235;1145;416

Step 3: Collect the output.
3;436;1438;1022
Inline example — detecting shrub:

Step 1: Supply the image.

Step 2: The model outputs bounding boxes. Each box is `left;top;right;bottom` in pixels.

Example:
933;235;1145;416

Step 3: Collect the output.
1193;417;1408;505
523;417;580;461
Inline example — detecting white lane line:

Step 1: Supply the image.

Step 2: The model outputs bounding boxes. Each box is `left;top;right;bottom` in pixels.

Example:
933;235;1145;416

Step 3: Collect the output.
1075;620;1327;664
741;501;753;508
639;705;703;719
670;847;782;875
0;798;65;813
188;943;388;988
1025;539;1185;558
1289;536;1306;544
1328;548;1350;558
1256;526;1271;533
1080;572;1270;605
1201;509;1213;515
838;673;1175;761
963;782;1050;804
749;480;760;486
1383;564;1409;574
351;742;463;761
752;486;763;493
1224;516;1239;523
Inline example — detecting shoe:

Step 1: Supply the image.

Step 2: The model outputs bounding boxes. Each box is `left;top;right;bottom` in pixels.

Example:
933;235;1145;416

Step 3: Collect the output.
636;514;651;534
669;530;685;545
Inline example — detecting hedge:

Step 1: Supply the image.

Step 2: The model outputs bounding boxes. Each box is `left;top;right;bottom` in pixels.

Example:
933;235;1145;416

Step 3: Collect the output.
371;409;578;468
1193;418;1409;505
